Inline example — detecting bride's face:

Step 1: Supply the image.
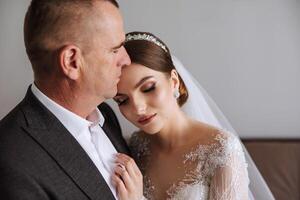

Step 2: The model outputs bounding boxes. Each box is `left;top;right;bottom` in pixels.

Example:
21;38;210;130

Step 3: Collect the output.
114;63;179;134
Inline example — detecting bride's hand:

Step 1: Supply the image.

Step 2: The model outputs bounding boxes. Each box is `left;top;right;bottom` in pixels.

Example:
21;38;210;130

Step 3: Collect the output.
112;153;143;200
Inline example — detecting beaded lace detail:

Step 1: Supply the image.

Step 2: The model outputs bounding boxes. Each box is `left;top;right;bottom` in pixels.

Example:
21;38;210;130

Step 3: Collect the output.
129;129;249;200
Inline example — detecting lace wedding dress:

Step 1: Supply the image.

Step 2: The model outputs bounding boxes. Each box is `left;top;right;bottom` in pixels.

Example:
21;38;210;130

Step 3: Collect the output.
129;128;249;200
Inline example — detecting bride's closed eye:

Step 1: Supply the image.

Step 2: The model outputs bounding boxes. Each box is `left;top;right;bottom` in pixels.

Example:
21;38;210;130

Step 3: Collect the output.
141;82;156;93
113;96;128;106
114;82;157;106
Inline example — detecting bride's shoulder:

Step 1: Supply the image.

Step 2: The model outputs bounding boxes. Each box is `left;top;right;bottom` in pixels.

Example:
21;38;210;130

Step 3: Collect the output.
188;122;245;166
191;120;241;151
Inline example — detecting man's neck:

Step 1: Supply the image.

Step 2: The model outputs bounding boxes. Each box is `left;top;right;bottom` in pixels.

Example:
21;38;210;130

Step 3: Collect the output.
34;81;104;119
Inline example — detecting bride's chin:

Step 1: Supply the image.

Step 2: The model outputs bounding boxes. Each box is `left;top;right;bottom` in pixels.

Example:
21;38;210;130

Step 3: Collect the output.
142;129;159;135
139;125;162;135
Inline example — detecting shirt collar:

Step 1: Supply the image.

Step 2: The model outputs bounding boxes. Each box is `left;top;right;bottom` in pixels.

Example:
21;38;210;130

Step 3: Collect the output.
87;108;105;127
31;83;105;138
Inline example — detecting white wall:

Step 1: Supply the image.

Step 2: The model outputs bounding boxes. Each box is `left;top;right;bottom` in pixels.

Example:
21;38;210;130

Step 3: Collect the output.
0;0;32;117
118;0;300;139
1;0;299;139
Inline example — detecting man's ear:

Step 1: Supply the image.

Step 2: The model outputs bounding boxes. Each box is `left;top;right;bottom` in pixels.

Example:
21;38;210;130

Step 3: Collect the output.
170;69;180;90
58;45;82;80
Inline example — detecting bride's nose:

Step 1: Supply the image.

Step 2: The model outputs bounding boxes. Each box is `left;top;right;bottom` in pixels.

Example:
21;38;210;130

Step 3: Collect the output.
136;106;146;115
132;98;147;115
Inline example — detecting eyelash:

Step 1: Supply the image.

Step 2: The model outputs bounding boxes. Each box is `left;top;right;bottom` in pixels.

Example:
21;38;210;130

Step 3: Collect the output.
113;45;124;54
114;94;128;106
116;84;156;106
143;83;156;93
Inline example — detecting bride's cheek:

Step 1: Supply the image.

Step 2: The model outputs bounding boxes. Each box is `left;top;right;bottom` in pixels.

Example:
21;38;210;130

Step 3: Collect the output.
120;108;132;121
153;88;170;106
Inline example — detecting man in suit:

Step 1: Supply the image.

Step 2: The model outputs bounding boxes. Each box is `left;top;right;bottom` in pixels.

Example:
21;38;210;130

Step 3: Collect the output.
0;0;142;199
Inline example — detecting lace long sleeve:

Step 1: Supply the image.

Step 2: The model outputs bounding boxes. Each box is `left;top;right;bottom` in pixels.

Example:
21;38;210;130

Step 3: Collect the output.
208;133;249;200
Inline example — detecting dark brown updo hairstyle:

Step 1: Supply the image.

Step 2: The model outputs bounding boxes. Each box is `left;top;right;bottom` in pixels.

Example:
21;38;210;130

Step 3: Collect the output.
124;31;188;106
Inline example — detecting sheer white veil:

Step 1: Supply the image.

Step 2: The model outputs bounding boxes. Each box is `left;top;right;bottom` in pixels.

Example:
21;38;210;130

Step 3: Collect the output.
171;55;275;200
107;55;275;200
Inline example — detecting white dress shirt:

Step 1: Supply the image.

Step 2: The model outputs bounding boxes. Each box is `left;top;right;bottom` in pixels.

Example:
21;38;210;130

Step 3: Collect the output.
31;83;118;199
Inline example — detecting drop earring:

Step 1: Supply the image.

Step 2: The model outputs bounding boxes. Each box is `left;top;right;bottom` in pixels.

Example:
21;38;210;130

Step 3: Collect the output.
173;88;180;99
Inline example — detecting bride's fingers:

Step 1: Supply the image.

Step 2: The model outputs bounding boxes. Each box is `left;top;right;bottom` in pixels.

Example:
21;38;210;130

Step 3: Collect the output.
116;153;142;178
112;174;127;199
114;164;134;190
113;154;144;200
115;156;134;178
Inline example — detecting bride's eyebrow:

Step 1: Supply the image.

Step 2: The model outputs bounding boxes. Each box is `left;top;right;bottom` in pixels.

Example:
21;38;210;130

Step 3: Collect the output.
134;76;154;89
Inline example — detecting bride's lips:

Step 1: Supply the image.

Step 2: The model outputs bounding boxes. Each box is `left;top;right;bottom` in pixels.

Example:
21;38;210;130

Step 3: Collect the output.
137;113;157;125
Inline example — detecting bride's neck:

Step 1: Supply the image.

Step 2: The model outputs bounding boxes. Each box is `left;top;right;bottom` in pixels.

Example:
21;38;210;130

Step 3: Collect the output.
153;108;191;151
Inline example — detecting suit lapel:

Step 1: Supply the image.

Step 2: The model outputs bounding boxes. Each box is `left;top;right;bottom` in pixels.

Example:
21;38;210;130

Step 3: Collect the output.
102;122;124;153
101;111;130;155
21;88;116;200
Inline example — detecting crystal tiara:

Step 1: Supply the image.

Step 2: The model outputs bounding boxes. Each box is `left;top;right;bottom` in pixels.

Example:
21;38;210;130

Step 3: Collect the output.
125;33;168;53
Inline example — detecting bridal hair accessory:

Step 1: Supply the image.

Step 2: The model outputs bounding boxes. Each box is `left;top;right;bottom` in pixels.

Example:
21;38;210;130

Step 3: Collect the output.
173;88;180;99
125;33;168;53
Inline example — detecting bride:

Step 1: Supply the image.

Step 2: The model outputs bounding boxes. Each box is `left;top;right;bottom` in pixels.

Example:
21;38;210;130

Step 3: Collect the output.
112;31;273;200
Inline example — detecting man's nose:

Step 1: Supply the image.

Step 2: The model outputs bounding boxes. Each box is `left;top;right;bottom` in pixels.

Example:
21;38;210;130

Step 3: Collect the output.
118;46;131;67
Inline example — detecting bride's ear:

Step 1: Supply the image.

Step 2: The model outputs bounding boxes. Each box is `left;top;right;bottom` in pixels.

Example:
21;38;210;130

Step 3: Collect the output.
170;69;180;90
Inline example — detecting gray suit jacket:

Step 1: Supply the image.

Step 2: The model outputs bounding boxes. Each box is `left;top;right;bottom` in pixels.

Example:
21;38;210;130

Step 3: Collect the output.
0;86;130;200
